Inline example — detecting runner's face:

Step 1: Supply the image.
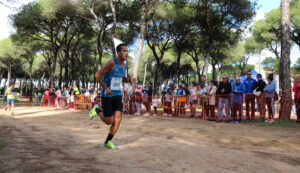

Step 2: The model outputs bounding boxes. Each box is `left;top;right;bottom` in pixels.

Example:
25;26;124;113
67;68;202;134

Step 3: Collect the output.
118;46;128;61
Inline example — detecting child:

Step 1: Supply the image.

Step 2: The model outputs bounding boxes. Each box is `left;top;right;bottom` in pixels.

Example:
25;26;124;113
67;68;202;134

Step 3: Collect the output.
134;85;143;116
166;89;173;116
152;94;158;116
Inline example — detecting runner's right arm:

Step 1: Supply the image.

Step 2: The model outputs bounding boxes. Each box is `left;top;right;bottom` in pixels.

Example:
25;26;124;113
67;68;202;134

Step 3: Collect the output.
95;59;114;95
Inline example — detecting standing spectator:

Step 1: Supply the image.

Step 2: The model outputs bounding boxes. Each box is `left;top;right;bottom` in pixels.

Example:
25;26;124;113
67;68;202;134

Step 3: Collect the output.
80;87;86;95
134;85;143;116
228;74;236;116
37;87;43;104
243;71;257;120
89;84;96;94
228;74;236;86
161;81;169;105
165;88;173;116
152;94;158;116
200;75;207;88
34;88;39;104
231;77;245;123
55;87;62;108
292;77;300;123
263;74;276;123
208;80;217;120
189;82;198;117
49;88;56;107
217;76;232;122
43;87;50;106
176;82;189;117
253;74;266;120
73;84;80;95
142;81;153;116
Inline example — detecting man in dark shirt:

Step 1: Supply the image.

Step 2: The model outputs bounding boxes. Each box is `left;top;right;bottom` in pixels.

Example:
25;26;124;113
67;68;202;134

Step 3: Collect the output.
253;73;266;120
142;81;153;116
217;75;232;122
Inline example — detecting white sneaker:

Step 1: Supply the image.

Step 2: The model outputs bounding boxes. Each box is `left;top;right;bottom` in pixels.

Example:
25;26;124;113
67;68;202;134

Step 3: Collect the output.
168;114;172;117
153;114;157;117
163;113;168;116
143;113;149;117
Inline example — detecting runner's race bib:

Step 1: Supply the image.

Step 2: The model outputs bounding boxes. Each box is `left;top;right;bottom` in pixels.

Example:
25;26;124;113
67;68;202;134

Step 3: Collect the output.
110;77;122;91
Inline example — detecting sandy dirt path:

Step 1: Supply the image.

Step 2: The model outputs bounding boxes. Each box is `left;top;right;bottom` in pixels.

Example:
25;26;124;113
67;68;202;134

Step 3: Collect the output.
0;106;300;173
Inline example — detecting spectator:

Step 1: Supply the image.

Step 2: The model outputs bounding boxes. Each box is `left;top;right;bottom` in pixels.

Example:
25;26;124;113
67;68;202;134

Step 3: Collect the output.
37;87;43;104
165;88;173;116
89;84;95;94
217;75;232;122
80;87;86;95
200;75;207;88
73;84;80;96
55;87;62;108
253;73;266;120
208;80;217;120
292;77;300;123
161;81;169;105
176;82;189;117
228;74;236;86
44;87;50;106
134;85;143;116
34;88;39;104
142;81;153;116
243;70;257;120
231;77;245;123
152;94;158;116
189;82;198;117
263;74;276;123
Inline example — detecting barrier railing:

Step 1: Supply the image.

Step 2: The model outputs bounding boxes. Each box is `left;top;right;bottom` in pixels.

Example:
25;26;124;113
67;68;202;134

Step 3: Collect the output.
0;90;299;122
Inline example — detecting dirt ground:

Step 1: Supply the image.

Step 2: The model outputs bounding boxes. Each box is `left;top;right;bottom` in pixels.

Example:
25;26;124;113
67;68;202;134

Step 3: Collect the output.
0;106;300;173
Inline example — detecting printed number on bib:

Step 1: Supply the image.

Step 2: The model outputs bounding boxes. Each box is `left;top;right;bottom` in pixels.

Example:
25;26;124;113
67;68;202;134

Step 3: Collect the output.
110;77;122;90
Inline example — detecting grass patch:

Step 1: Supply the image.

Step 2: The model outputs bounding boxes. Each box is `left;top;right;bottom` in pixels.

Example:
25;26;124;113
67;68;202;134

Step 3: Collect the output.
245;119;300;128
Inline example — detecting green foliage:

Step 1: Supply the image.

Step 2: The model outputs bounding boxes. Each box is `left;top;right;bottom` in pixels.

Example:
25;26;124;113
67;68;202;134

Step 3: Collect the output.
294;57;300;72
262;57;279;73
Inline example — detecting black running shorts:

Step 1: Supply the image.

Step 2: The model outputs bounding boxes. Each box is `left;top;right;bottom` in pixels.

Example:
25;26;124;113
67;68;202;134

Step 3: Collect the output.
101;95;123;117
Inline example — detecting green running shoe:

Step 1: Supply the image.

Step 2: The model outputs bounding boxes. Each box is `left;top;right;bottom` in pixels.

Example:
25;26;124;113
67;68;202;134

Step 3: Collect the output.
89;104;99;120
104;141;118;149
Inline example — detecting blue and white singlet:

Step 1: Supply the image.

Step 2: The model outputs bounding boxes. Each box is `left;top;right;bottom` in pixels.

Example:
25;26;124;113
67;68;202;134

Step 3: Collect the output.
101;58;125;97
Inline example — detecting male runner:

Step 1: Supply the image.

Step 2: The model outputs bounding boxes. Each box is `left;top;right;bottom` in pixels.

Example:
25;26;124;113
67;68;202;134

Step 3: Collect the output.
5;83;16;115
89;43;135;149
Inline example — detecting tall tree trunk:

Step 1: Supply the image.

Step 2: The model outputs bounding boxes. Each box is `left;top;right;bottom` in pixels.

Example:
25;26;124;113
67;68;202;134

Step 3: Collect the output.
29;62;33;101
195;61;201;83
6;65;12;87
153;63;161;94
212;63;216;81
203;41;212;76
109;0;117;58
49;48;59;88
143;60;148;86
133;3;147;81
279;0;292;120
59;63;63;88
0;69;4;87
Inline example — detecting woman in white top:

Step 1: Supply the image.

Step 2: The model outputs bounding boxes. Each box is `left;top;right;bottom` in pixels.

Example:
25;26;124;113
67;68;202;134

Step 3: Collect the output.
189;82;198;117
208;81;217;120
